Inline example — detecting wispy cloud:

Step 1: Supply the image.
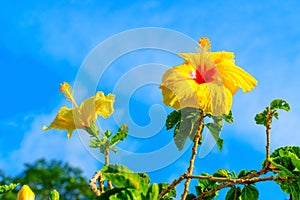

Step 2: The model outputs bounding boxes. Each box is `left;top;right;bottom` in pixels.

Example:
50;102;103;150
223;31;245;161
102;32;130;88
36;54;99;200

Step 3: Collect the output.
2;110;99;178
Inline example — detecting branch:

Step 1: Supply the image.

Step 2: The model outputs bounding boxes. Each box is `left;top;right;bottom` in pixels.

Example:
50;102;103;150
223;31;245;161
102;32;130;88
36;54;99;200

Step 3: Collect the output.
159;112;205;199
160;171;294;200
194;175;293;200
89;170;104;196
159;173;188;198
105;148;114;190
182;111;205;200
193;107;280;199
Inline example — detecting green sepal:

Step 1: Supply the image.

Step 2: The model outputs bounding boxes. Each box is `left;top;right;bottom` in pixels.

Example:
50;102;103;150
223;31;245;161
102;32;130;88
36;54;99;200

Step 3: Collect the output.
85;121;100;137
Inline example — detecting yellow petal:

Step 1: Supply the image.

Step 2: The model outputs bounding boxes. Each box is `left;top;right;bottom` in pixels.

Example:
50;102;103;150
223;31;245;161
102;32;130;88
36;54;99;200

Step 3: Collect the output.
160;39;256;116
160;85;180;109
160;64;200;109
160;54;234;115
94;92;115;118
209;51;257;94
194;83;232;116
75;96;97;128
43;106;76;138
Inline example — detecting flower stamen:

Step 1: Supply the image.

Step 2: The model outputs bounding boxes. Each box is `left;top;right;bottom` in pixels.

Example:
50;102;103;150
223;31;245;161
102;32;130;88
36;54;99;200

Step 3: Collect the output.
60;82;78;107
198;37;211;52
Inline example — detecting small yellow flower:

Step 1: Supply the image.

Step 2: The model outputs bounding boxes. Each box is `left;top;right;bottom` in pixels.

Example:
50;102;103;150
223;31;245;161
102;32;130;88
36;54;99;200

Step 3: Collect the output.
159;37;257;116
17;185;35;200
43;82;115;138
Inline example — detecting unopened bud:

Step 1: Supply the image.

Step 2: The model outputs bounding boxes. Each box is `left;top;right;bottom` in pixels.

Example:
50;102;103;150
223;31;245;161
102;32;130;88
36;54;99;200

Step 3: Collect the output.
49;189;60;200
17;185;35;200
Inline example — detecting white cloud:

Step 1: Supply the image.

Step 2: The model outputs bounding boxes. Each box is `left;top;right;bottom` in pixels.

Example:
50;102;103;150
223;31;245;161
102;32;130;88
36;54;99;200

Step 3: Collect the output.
2;110;100;179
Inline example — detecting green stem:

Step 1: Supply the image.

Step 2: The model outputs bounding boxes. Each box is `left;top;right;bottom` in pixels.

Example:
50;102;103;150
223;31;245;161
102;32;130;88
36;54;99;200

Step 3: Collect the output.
181;112;204;200
264;107;272;168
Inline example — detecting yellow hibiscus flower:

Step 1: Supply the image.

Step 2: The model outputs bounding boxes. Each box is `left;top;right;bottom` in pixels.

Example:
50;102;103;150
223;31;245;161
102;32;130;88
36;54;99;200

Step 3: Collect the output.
159;37;257;116
43;82;115;138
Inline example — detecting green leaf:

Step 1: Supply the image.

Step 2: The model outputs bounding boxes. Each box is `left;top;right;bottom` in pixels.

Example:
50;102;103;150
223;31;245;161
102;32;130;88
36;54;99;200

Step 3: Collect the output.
173;108;201;150
232;170;237;178
0;183;19;194
110;124;128;146
89;138;101;148
277;179;300;200
104;130;112;138
137;173;150;185
205;122;223;151
237;170;256;178
174;118;199;150
269;159;294;177
240;185;259;200
97;188;141;200
213;169;232;178
270;146;300;176
288;151;300;171
222;111;233;124
273;112;279;119
254;110;267;125
195;173;218;199
97;188;125;200
166;110;181;130
158;183;176;199
225;186;241;200
145;184;159;200
186;193;197;200
270;99;290;112
212;116;223;127
271;146;300;198
111;147;118;153
101;164;149;195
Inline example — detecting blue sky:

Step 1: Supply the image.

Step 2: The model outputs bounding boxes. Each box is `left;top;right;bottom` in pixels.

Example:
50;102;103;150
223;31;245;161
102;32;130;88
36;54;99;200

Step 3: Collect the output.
1;1;300;199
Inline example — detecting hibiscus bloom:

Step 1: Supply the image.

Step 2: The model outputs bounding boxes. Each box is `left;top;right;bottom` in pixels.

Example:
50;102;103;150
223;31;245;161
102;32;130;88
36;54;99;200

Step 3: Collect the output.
43;82;115;138
159;37;257;116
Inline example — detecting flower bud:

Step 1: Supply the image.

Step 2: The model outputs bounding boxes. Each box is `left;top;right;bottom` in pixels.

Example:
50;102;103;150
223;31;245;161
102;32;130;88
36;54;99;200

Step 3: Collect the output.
49;189;60;200
17;185;35;200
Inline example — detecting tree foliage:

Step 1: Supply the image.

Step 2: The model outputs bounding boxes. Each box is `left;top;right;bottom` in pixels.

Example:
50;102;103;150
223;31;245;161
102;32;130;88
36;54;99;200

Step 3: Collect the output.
0;159;94;200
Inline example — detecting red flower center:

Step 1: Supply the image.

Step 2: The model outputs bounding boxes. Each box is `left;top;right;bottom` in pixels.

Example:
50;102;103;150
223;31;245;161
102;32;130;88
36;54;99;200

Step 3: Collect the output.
191;66;216;84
